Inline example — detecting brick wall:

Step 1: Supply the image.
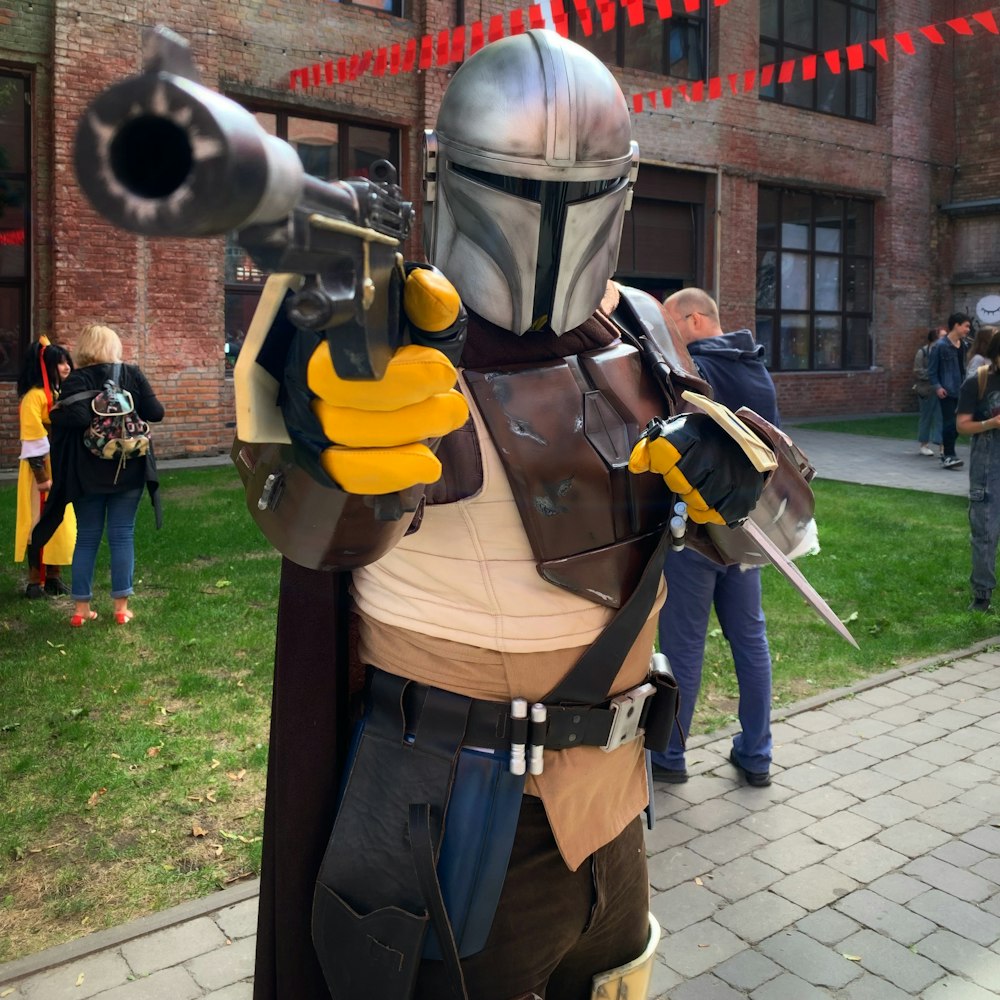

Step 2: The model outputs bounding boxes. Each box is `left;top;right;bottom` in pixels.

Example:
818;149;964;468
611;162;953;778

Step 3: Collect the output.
2;0;997;470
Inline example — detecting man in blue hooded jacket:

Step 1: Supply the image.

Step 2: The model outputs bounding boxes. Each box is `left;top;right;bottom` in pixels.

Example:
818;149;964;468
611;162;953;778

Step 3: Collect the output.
928;312;971;470
651;288;779;787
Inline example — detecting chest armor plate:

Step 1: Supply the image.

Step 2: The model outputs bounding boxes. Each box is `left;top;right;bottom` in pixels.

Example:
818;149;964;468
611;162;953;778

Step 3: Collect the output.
462;343;675;609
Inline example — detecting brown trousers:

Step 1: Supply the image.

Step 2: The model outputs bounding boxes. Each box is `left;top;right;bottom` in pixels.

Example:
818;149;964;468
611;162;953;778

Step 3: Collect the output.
414;797;649;1000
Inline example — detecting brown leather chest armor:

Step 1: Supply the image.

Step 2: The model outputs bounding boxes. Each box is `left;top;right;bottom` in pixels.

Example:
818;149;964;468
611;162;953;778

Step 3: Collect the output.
457;342;676;610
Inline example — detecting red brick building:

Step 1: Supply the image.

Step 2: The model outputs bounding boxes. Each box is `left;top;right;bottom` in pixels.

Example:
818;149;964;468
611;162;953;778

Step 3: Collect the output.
1;0;997;468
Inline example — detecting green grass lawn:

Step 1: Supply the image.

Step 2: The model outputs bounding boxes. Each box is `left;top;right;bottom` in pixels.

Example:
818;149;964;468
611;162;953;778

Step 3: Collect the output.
1;465;997;961
0;466;280;962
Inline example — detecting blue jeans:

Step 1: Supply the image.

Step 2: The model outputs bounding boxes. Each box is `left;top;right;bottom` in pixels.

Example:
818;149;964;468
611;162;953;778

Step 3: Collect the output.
917;393;942;446
652;546;773;774
940;395;959;459
71;489;143;601
968;430;1000;600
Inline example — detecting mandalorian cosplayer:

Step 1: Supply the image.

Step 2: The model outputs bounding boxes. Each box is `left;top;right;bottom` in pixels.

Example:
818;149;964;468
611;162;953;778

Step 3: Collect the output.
233;29;811;1000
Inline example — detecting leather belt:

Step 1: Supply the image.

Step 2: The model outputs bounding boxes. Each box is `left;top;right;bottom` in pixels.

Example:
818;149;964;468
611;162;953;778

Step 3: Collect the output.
370;668;656;755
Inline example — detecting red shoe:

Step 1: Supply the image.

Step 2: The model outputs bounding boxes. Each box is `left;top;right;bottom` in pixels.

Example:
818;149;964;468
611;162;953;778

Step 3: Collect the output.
70;611;98;627
115;609;134;625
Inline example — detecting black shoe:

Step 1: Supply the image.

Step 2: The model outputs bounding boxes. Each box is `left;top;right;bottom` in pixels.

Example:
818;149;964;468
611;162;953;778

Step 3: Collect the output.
969;597;993;613
942;455;964;470
651;763;689;784
24;583;44;599
729;749;771;787
44;577;71;596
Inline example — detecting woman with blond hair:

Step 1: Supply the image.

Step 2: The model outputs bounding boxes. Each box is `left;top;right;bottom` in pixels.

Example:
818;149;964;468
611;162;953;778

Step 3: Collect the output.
32;323;164;626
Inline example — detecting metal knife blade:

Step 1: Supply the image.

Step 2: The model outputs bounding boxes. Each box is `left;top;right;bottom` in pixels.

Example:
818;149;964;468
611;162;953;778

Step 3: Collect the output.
740;517;859;649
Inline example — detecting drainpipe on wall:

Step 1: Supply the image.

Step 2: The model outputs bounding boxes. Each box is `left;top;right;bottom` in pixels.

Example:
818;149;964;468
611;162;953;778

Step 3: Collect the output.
713;168;722;297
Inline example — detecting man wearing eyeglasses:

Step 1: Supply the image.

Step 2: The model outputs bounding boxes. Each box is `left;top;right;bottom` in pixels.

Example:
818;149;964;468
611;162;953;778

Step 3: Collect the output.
651;287;780;788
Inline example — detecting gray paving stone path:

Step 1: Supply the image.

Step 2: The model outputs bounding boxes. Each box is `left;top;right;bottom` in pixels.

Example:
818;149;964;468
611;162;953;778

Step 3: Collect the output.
2;644;998;999
1;427;997;998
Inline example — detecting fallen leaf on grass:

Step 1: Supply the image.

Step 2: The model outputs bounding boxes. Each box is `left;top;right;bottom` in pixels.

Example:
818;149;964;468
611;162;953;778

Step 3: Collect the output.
215;579;232;588
219;830;262;845
226;769;247;782
86;788;107;808
146;746;161;758
110;753;122;760
206;790;217;803
208;843;224;857
191;823;208;838
29;842;67;853
46;640;65;649
209;759;221;770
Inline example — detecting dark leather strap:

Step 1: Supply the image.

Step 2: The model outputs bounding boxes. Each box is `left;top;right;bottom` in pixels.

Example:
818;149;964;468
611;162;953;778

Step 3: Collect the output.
541;526;671;707
409;803;467;1000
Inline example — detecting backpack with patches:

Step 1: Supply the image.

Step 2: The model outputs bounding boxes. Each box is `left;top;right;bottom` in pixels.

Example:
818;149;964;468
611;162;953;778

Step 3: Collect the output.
81;364;151;476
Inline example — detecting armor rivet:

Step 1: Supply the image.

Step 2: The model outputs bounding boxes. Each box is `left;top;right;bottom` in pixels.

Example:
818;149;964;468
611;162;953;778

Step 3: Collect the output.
572;714;581;724
568;734;577;742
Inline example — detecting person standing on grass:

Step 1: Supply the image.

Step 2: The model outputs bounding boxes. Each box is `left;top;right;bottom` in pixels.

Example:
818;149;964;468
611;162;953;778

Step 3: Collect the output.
928;312;971;470
956;327;1000;612
913;329;943;458
649;288;779;789
15;338;77;598
32;323;164;627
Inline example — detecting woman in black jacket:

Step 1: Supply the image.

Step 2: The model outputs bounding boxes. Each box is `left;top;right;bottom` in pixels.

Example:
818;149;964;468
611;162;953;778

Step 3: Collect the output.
37;324;164;626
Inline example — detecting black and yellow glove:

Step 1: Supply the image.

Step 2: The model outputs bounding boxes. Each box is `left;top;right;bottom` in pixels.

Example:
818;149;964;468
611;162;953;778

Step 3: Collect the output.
628;413;766;526
282;267;470;494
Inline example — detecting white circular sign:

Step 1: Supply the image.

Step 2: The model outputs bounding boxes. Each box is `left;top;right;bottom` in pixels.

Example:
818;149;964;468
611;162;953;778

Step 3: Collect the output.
976;294;1000;325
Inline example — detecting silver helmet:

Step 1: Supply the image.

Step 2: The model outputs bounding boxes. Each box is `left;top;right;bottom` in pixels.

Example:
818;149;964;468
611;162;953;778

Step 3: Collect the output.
423;30;639;335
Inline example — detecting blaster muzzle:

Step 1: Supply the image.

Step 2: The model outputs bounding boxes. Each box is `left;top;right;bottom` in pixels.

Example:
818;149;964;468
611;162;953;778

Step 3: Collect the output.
74;71;306;237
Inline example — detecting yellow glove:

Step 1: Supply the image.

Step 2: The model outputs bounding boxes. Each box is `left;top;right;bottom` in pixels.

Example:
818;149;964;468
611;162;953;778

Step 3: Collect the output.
306;269;469;494
629;414;766;527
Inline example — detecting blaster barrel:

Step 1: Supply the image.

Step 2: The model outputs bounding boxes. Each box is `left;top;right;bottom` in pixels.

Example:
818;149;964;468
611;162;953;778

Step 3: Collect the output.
74;68;358;238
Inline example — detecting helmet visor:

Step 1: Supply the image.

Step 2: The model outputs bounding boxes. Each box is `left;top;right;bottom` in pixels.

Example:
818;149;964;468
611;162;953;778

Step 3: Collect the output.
451;163;626;331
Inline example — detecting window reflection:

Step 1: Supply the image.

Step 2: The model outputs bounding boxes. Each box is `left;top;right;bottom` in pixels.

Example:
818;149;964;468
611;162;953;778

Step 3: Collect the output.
755;187;873;371
572;3;706;80
222;104;399;375
0;71;27;378
760;0;876;122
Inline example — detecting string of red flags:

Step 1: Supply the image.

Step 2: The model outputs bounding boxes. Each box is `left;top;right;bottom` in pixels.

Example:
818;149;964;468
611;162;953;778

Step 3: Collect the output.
288;0;730;89
288;5;998;108
632;9;998;114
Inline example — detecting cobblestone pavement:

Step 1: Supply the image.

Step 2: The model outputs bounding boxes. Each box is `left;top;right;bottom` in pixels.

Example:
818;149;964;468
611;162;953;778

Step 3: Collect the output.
1;644;998;999
783;426;970;498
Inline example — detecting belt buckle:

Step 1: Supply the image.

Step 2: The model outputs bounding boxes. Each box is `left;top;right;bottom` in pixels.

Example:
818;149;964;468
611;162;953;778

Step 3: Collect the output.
602;682;656;752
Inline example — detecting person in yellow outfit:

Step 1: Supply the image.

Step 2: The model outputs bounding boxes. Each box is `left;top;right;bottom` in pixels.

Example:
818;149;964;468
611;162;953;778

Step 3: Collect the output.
15;338;77;598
